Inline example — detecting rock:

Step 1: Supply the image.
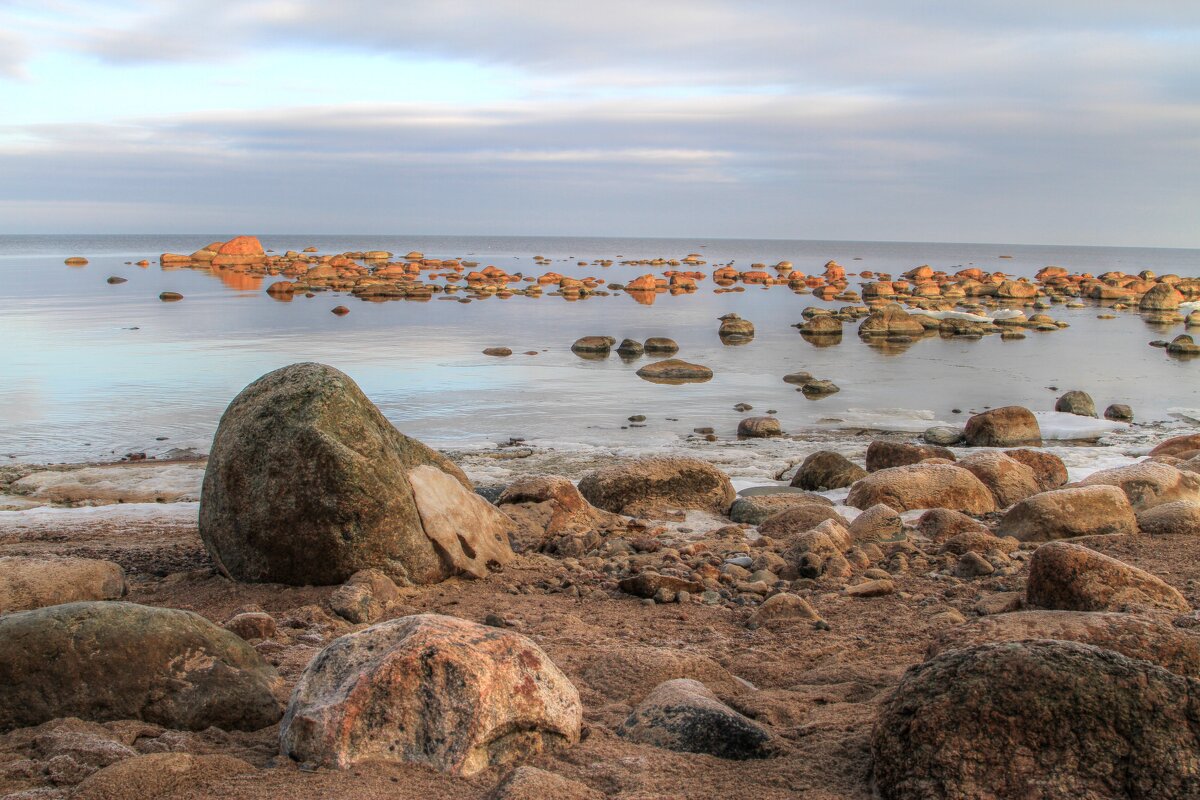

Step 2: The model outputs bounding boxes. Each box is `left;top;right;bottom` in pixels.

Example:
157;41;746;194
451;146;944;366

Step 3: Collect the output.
0;556;125;614
329;569;400;624
922;426;963;446
737;416;781;438
578;457;734;516
956;450;1040;508
790;450;867;490
1003;448;1069;491
1151;434;1200;458
848;503;903;543
927;610;1200;676
782;371;813;384
845;579;894;597
997;485;1137;541
158;291;183;302
616;338;644;357
617;679;774;759
1079;461;1200;510
954;551;995;578
758;504;846;537
406;464;517;578
846;464;997;514
570;336;614;354
1140;282;1184;311
873;640;1200;800
211;235;266;266
1138;501;1200;536
974;591;1024;615
1026;541;1189;613
72;753;255;800
224;611;276;641
857;303;925;337
939;530;1017;556
963;405;1042;447
746;593;821;627
618;572;702;599
800;316;842;336
0;601;283;733
331;305;349;316
1055;390;1098;417
865;441;955;471
635;358;713;383
643;337;679;353
488;766;603;800
800;379;839;396
1104;403;1134;422
729;492;832;526
1167;334;1200;355
65;257;89;265
914;508;989;542
199;363;497;586
106;276;126;285
718;314;755;341
483;347;512;357
280;614;581;775
496;475;618;547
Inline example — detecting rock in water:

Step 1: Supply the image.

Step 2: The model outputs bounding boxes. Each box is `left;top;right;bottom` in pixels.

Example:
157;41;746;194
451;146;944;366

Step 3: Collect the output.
280;613;581;775
199;363;510;586
872;640;1200;799
578;457;734;515
963;406;1042;447
618;678;775;759
0;602;283;733
0;556;126;613
1055;390;1097;417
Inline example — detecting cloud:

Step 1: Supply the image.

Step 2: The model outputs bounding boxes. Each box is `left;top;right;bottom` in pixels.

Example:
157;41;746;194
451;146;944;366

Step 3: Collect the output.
0;29;30;79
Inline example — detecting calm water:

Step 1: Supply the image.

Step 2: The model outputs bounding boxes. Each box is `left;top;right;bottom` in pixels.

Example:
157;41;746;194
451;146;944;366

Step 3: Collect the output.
2;234;1199;463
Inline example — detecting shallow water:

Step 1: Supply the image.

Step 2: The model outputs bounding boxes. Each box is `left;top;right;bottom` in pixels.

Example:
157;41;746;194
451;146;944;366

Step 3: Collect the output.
2;234;1199;464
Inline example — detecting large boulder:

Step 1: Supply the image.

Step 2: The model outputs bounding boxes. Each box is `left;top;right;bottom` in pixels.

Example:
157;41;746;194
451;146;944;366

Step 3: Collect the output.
1003;448;1069;491
1140;282;1184;311
926;610;1200;677
857;304;925;338
0;556;126;614
864;441;954;472
617;679;775;760
729;492;832;526
872;640;1200;800
996;484;1137;541
1138;501;1200;536
1026;541;1189;613
199;363;507;586
956;451;1040;508
963;406;1042;447
846;464;997;514
280;614;581;775
1150;434;1200;459
497;475;621;547
0;602;283;733
790;450;867;490
577;457;734;516
72;752;256;800
210;235;266;266
737;416;781;438
1078;461;1200;510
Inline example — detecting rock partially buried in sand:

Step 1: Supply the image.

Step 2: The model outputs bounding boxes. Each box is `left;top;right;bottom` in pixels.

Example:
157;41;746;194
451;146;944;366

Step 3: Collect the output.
997;484;1137;541
578;457;734;516
488;766;604;800
617;678;775;760
1138;501;1200;536
199;362;505;586
635;359;713;383
1026;541;1189;613
0;555;126;614
872;640;1200;800
963;405;1042;447
0;601;283;733
280;613;582;776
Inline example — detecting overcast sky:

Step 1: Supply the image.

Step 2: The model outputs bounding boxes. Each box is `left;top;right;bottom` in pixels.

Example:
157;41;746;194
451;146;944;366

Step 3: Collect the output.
1;1;1197;246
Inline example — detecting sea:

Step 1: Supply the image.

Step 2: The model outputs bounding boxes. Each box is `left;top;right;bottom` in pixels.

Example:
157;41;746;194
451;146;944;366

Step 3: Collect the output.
2;234;1199;486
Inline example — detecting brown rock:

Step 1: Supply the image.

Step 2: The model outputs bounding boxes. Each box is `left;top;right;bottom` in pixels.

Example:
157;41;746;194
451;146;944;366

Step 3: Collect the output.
758;504;846;537
996;484;1137;541
483;347;513;357
956;450;1041;508
845;579;895;597
939;530;1017;556
963;406;1042;447
0;601;283;733
865;441;955;472
1138;501;1200;536
72;752;255;800
635;359;714;383
737;416;782;437
617;678;774;759
790;450;867;491
1026;541;1189;613
914;508;990;542
846;464;997;514
927;610;1200;676
857;303;925;337
1078;461;1200;510
1150;434;1200;458
746;593;821;628
211;235;266;266
728;492;832;526
329;568;400;624
224;611;276;641
848;503;902;543
577;457;734;516
407;464;516;579
0;556;125;614
873;640;1200;800
1004;448;1069;491
488;766;603;800
619;572;702;599
281;614;581;775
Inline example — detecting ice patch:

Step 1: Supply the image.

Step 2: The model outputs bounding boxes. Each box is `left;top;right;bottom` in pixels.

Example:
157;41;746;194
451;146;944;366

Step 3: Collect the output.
10;462;205;507
1032;411;1128;441
1169;408;1200;425
0;501;199;530
809;408;949;434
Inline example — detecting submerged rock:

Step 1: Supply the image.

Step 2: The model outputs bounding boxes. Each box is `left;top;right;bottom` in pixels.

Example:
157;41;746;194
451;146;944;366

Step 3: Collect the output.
635;359;714;383
280;613;581;775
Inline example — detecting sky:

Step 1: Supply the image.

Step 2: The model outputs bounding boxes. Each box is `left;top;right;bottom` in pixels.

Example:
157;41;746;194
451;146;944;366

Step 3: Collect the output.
0;1;1197;246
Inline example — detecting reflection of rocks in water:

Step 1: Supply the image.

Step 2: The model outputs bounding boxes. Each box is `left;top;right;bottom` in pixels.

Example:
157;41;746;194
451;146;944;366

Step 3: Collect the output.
801;330;842;347
626;289;657;305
